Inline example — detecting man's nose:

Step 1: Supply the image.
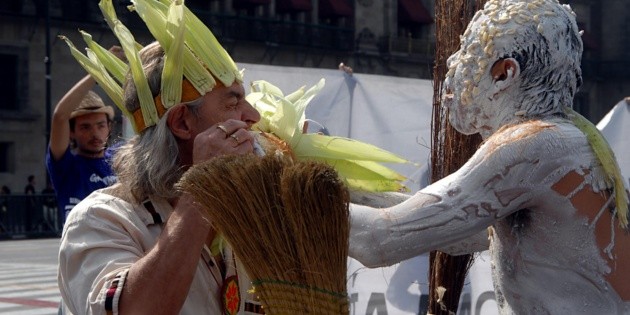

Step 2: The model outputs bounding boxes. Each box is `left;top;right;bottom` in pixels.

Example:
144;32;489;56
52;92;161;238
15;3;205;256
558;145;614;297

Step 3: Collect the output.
243;101;261;127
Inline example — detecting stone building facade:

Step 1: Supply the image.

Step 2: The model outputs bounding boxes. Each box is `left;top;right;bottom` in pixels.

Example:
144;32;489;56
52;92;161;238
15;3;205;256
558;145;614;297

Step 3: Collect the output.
0;0;627;193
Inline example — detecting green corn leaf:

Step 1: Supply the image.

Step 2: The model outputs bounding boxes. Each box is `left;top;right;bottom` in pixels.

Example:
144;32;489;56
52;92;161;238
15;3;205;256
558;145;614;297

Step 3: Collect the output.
100;0;157;127
249;79;413;192
173;0;242;86
565;107;628;227
295;134;409;163
80;30;128;84
345;178;409;193
285;86;305;103
253;80;286;97
116;21;157;127
60;36;124;110
292;79;325;126
99;0;117;31
272;96;300;145
308;157;406;181
132;0;215;95
159;0;185;107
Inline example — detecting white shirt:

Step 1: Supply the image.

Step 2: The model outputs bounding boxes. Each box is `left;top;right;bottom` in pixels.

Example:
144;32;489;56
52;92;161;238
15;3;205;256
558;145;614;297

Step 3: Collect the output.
58;184;262;314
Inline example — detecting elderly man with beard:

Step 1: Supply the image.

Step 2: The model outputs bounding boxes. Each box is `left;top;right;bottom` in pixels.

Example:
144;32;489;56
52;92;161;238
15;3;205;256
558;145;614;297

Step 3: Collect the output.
55;0;268;312
349;0;630;313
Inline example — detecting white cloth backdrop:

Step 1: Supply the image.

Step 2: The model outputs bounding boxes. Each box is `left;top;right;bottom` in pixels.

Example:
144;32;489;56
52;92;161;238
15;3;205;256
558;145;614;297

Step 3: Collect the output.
597;98;630;184
123;63;629;315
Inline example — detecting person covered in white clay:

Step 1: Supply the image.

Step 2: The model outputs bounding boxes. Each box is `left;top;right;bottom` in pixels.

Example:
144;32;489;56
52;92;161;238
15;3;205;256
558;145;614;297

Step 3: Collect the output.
349;0;630;313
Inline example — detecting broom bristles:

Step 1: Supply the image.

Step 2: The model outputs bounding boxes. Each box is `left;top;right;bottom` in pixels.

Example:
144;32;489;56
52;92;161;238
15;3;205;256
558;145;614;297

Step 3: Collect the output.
178;153;349;314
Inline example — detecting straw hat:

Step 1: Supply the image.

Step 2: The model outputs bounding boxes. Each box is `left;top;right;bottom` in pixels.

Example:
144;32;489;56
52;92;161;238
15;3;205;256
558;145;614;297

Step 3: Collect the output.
70;91;114;120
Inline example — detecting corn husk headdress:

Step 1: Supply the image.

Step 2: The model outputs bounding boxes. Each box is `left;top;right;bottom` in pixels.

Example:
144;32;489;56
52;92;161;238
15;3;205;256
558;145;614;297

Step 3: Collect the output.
60;0;241;133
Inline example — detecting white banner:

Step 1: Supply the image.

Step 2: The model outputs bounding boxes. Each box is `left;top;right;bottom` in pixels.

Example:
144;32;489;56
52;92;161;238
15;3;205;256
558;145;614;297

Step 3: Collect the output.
597;98;630;184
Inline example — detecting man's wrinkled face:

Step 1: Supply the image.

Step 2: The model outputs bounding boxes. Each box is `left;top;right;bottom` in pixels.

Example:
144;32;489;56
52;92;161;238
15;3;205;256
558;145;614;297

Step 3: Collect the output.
190;82;261;135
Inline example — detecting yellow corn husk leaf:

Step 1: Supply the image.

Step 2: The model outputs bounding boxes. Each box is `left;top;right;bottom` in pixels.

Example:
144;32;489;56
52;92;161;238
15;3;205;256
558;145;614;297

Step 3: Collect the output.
346;178;409;193
245;92;265;111
60;37;123;108
100;0;157;127
565;107;628;227
80;30;128;84
308;157;409;191
271;95;300;145
173;0;242;86
249;79;413;192
115;21;157;127
292;79;324;126
132;0;214;95
295;134;409;163
99;0;118;31
159;0;185;108
285;86;306;103
252;79;325;148
253;80;286;98
250;93;282;120
326;159;407;181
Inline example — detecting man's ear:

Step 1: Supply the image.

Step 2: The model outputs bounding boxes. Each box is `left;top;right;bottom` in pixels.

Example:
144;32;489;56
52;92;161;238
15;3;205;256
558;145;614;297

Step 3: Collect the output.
489;58;520;95
166;104;194;140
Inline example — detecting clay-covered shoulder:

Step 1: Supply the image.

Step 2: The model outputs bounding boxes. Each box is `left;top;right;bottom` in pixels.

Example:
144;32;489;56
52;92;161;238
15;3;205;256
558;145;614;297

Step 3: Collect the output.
480;119;588;161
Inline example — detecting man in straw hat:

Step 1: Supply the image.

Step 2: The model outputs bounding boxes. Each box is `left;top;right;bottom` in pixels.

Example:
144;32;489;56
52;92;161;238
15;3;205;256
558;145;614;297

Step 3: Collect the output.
350;0;630;313
47;55;121;223
57;1;264;314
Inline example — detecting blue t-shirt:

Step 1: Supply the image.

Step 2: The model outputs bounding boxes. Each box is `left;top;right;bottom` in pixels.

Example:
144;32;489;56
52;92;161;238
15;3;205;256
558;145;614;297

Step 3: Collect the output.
46;146;118;221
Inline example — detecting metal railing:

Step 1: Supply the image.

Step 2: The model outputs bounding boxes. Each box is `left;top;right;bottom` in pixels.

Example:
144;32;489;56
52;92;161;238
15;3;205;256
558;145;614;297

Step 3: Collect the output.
199;13;355;51
0;3;355;52
0;194;61;239
382;35;435;57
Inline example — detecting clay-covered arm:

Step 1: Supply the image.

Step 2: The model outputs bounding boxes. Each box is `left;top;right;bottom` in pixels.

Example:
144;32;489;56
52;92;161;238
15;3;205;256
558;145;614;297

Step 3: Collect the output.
349;132;544;267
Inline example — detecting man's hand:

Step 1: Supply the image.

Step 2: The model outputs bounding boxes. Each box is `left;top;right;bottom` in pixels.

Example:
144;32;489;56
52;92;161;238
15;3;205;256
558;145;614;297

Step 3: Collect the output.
192;119;256;164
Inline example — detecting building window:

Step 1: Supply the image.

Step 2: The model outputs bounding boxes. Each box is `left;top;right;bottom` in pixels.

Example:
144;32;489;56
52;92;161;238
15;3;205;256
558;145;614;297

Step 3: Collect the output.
0;53;19;111
397;0;433;39
0;142;15;173
276;0;312;22
233;0;271;16
318;0;353;27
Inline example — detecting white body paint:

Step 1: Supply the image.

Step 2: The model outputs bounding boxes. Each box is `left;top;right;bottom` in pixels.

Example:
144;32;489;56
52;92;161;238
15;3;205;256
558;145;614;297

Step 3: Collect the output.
351;119;629;314
349;0;630;313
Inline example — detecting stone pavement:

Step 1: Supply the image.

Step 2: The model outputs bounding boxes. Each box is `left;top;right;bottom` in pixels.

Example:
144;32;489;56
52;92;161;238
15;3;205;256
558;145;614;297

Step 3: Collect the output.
0;238;61;314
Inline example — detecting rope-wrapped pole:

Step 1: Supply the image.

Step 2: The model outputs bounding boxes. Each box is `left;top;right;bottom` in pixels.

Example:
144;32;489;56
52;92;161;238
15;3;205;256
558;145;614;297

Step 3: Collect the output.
428;0;486;313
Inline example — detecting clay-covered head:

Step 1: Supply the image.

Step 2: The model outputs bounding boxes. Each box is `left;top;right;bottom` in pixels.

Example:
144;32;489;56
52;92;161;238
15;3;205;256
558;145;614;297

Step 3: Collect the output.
442;0;583;138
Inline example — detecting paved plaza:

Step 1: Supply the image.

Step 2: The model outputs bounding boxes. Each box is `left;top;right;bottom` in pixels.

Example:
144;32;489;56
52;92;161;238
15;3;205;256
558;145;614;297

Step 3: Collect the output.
0;238;61;315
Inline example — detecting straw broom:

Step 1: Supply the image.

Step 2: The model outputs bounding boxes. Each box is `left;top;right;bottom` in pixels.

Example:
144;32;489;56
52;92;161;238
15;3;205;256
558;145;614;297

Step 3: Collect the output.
178;152;350;314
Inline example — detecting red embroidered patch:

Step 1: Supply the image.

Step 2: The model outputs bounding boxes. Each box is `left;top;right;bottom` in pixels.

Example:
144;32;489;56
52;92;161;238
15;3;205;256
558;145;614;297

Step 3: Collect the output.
222;275;240;315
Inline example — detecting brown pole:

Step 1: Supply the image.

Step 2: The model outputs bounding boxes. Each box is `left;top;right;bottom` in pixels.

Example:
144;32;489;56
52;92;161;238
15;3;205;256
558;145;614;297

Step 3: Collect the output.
427;0;486;314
